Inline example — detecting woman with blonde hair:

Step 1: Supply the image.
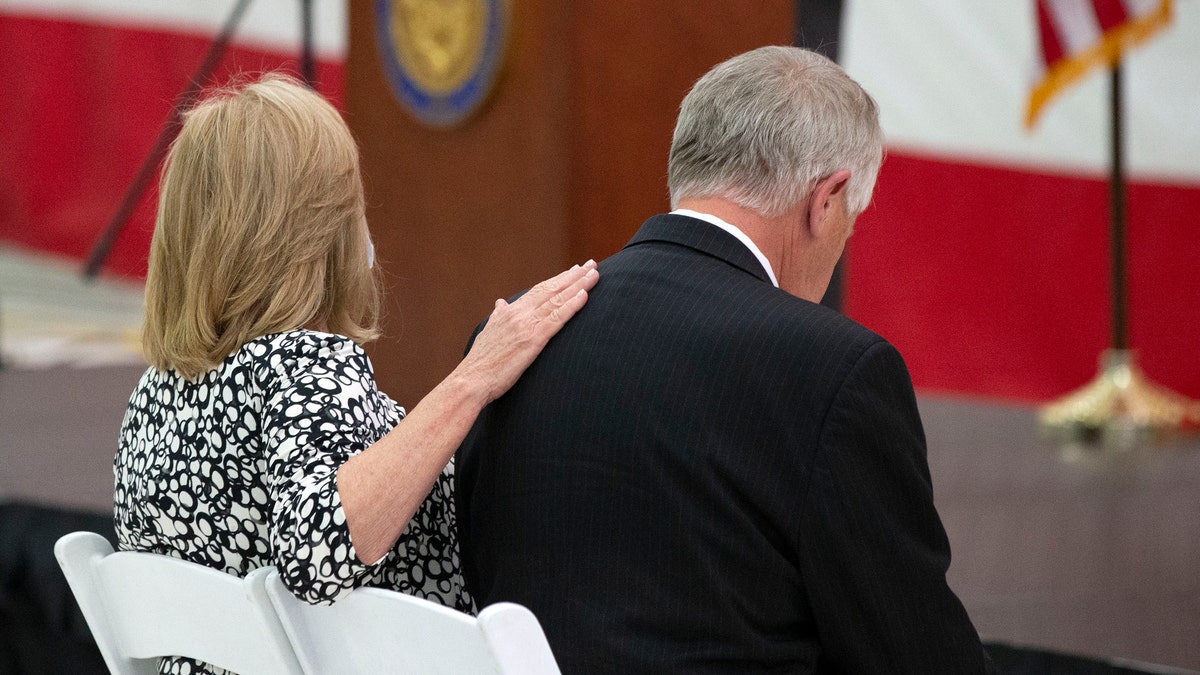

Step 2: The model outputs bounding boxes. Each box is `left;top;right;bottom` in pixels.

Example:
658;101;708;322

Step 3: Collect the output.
114;74;596;673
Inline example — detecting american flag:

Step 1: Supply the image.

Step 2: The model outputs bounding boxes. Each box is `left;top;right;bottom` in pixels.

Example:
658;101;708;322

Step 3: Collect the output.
1027;0;1173;126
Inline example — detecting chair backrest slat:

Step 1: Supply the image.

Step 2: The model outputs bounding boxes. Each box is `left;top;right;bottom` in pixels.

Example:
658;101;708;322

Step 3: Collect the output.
265;571;561;675
478;602;563;674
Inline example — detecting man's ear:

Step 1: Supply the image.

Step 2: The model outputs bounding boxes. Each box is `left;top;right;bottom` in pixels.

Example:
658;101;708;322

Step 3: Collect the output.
807;169;852;237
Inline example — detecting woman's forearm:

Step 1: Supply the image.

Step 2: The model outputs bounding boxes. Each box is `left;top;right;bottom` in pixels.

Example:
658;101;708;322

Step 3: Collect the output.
336;366;488;564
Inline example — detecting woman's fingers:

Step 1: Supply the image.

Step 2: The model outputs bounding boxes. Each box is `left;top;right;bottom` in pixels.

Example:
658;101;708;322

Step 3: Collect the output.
535;271;595;332
487;259;598;335
465;262;599;402
511;261;598;327
519;259;597;307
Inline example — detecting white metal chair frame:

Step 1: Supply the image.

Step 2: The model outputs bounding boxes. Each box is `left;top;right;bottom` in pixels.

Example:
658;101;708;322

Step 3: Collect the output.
56;530;561;674
54;531;302;675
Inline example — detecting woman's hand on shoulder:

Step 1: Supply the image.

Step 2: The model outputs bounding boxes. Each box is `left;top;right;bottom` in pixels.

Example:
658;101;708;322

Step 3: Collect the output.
336;261;596;564
458;260;599;404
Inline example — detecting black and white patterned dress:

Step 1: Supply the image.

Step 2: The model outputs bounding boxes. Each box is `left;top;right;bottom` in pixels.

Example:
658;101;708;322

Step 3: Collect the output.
114;329;471;675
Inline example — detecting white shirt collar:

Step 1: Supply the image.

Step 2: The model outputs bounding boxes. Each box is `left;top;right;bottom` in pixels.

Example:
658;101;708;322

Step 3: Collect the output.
670;209;779;288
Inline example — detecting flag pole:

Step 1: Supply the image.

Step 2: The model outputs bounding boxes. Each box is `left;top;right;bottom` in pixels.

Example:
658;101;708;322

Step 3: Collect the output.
1038;57;1200;448
1109;61;1128;351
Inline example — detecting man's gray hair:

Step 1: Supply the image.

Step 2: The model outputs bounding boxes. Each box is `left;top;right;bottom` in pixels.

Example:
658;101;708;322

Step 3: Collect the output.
668;46;883;218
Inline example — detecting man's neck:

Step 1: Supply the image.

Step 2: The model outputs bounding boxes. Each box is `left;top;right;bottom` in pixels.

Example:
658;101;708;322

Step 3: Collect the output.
675;197;785;271
675;196;829;303
672;207;778;287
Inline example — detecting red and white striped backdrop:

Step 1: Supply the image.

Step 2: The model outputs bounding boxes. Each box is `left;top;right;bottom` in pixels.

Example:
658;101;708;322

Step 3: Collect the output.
3;1;1197;402
0;0;347;279
842;0;1200;401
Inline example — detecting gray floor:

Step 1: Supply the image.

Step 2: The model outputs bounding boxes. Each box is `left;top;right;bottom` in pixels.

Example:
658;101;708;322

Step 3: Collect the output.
2;248;1198;671
0;363;146;511
922;398;1200;671
0;244;145;509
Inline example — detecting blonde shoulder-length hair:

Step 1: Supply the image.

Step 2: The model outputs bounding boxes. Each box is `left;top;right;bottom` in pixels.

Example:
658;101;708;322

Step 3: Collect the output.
143;74;380;379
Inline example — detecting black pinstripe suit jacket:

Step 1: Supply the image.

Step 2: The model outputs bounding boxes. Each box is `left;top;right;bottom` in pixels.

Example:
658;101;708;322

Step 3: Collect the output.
456;214;990;674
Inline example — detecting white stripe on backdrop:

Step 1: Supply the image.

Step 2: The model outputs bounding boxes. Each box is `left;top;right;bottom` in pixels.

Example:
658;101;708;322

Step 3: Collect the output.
0;0;347;58
842;0;1200;183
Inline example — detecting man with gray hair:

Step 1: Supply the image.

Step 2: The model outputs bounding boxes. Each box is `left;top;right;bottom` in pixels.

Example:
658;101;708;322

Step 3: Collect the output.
457;46;991;673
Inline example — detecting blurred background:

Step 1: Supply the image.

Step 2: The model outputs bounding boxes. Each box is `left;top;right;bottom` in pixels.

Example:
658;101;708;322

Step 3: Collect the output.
1;1;1198;672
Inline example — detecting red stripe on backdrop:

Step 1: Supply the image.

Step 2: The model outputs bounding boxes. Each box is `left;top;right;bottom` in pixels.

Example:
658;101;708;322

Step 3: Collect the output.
1092;0;1131;32
845;151;1200;402
0;14;344;280
1036;1;1066;65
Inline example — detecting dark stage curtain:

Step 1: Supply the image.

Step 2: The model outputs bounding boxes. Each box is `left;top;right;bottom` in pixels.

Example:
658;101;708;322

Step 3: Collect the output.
0;502;112;675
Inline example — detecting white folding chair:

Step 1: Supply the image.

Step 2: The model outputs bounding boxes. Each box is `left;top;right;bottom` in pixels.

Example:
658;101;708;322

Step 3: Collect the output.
54;531;303;675
264;570;561;674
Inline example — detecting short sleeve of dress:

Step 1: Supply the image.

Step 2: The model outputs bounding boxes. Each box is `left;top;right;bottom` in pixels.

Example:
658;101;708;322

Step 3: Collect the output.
253;331;400;605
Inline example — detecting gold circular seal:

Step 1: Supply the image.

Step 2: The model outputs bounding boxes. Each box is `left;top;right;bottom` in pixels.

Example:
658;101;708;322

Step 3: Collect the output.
376;0;509;126
388;0;489;96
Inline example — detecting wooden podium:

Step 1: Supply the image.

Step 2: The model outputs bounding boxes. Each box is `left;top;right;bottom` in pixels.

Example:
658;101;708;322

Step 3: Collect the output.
347;1;792;404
